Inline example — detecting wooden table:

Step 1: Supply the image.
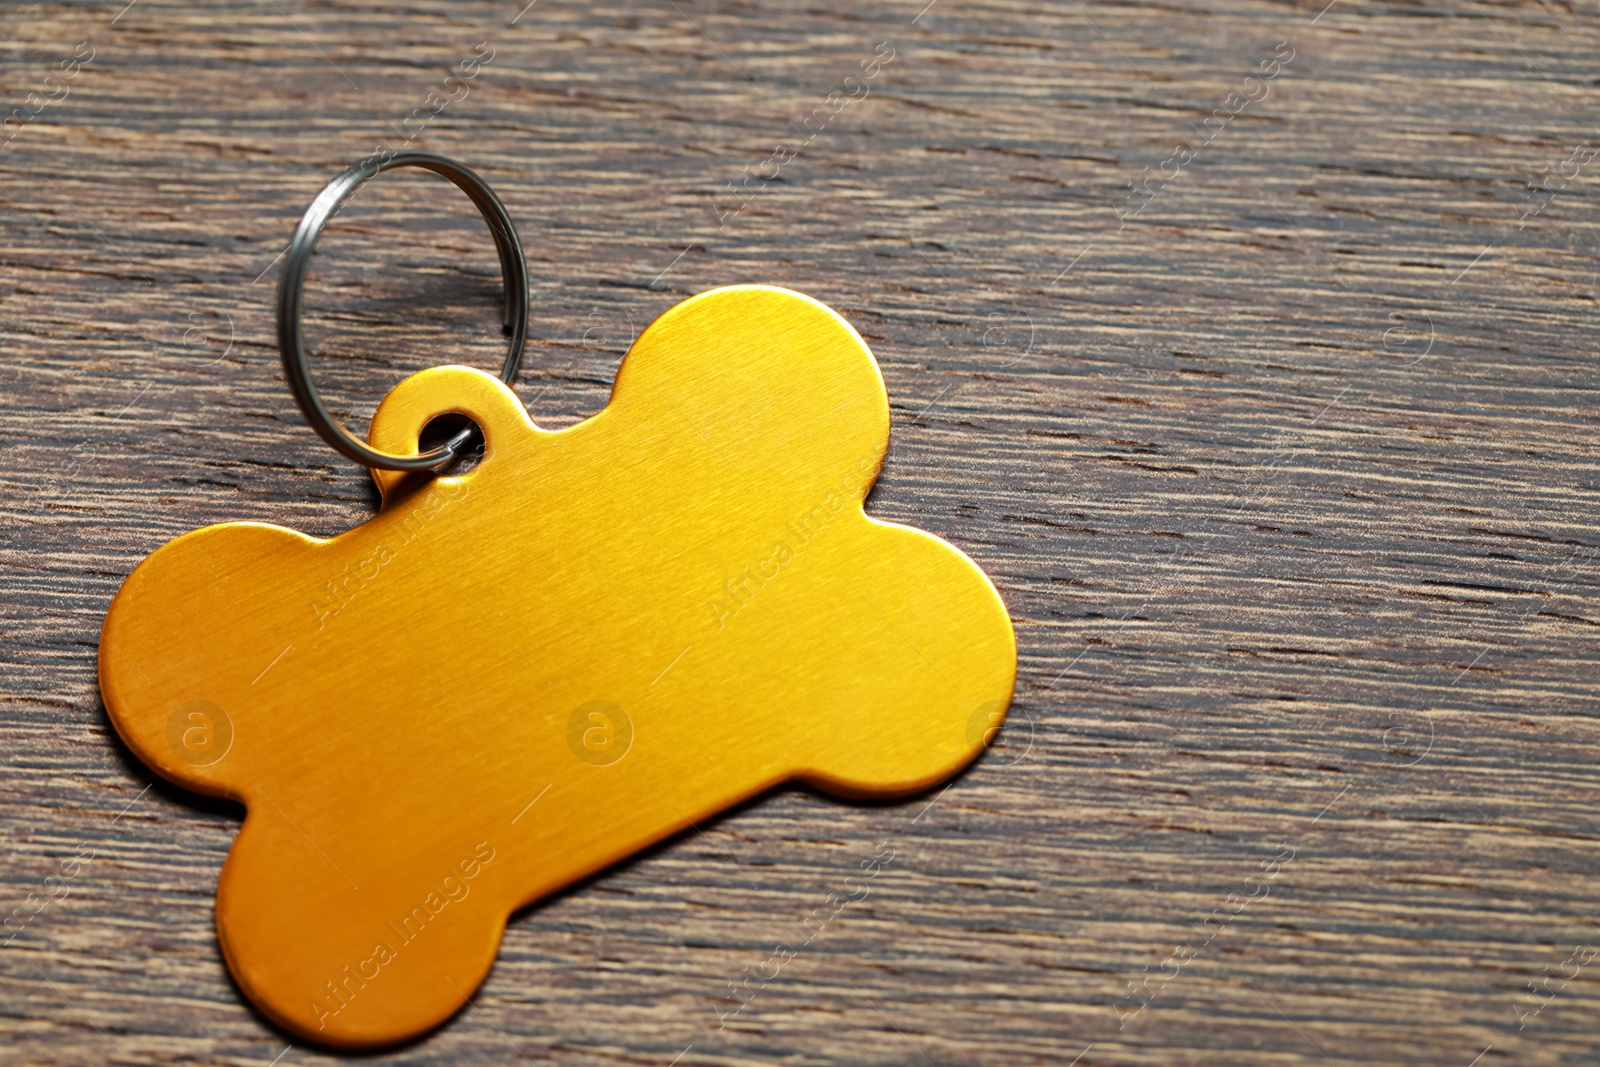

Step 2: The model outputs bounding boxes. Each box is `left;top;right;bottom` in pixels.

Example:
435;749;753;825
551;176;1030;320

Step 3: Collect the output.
3;1;1597;1063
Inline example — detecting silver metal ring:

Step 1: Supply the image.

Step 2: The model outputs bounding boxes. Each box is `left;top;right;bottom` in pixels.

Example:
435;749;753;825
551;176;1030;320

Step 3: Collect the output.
276;151;529;471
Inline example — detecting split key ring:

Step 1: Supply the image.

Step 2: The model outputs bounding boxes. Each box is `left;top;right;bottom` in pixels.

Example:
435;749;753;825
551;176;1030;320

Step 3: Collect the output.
276;151;529;472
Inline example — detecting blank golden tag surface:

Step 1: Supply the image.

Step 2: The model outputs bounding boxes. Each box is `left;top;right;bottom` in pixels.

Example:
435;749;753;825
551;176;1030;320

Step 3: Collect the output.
99;285;1016;1048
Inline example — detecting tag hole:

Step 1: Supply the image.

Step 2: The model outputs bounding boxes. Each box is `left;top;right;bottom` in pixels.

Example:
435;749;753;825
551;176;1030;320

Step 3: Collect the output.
419;413;485;475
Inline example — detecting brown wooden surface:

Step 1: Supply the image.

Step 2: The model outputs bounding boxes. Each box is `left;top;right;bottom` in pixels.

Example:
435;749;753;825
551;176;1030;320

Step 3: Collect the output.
2;1;1598;1064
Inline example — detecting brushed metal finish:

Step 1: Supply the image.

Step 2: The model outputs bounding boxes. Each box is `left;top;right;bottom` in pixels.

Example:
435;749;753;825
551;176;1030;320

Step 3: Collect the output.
99;285;1016;1049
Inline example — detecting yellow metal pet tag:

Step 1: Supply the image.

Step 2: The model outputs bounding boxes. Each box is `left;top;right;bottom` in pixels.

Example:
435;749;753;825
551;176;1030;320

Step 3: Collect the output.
98;154;1015;1048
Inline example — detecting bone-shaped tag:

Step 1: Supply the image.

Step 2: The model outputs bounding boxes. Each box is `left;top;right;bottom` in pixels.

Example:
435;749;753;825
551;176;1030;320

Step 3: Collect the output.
99;285;1016;1047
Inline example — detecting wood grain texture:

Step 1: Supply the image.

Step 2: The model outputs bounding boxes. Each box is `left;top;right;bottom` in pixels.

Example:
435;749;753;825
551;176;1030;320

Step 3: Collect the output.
1;1;1597;1064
